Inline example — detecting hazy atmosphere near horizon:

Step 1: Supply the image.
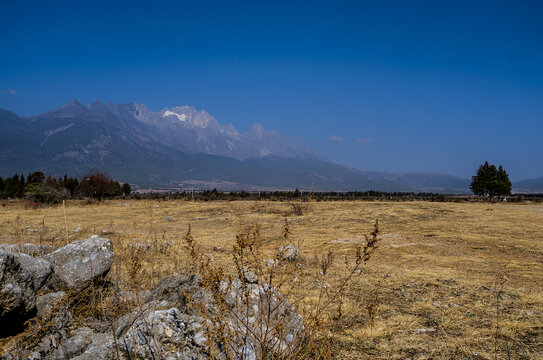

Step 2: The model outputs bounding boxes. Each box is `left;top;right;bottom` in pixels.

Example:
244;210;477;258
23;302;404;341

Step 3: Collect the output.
1;0;542;181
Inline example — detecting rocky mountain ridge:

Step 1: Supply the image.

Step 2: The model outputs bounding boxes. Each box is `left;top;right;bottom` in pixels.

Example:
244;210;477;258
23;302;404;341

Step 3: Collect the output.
0;101;519;193
40;100;323;161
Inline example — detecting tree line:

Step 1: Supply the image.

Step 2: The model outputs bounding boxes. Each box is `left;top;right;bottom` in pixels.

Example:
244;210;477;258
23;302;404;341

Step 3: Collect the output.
0;170;131;203
134;189;456;202
135;189;542;203
0;162;520;204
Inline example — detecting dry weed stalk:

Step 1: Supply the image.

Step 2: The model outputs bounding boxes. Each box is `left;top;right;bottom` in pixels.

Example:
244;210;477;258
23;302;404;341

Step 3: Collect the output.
306;220;380;328
320;250;334;276
282;217;289;246
62;200;69;245
127;245;144;289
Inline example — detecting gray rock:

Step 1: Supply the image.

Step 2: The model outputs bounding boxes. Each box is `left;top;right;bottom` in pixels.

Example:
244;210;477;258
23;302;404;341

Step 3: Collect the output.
149;273;305;358
36;291;66;318
128;241;151;251
278;244;300;262
36;326;117;360
0;250;52;336
3;269;305;358
43;237;114;291
69;331;117;360
0;243;57;256
242;268;259;284
266;258;278;268
47;327;95;359
151;274;207;313
415;327;436;333
120;307;208;359
220;277;305;357
8;326;117;360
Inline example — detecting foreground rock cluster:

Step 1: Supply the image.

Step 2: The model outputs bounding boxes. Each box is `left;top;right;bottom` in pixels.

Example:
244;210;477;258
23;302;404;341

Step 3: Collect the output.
1;237;112;337
0;237;304;359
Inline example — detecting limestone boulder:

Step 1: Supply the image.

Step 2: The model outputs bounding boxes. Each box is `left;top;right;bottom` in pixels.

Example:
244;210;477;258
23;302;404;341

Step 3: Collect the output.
43;236;113;291
0;249;52;336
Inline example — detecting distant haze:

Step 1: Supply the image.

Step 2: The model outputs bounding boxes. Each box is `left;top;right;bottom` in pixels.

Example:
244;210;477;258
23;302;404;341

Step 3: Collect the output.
1;1;542;179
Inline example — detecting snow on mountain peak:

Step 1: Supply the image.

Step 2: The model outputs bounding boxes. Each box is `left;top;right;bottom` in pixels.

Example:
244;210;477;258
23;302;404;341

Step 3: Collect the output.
163;110;188;122
159;106;216;128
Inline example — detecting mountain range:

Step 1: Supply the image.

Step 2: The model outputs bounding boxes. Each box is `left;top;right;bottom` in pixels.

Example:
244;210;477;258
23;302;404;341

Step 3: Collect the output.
0;100;540;193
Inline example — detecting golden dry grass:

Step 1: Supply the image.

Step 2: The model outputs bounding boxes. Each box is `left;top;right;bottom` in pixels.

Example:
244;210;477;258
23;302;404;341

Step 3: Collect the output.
1;199;542;359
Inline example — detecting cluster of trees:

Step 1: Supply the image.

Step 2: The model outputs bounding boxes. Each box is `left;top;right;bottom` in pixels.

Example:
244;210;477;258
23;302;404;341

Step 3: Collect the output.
0;172;79;200
470;161;512;201
0;171;131;203
78;171;131;199
0;163;516;204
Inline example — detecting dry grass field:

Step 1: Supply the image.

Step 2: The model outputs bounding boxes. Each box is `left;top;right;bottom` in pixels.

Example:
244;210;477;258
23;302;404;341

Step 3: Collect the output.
1;199;542;359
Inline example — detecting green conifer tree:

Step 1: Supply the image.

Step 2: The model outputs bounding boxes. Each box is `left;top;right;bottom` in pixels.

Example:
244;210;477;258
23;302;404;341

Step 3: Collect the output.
495;165;512;200
121;183;131;196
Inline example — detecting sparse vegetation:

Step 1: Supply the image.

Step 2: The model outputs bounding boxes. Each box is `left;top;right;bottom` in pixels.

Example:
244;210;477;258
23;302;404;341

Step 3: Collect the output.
289;202;312;216
0;199;542;359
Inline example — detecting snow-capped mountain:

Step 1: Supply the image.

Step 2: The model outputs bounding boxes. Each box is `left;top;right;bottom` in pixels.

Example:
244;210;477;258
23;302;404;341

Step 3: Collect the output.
132;103;324;160
25;99;322;162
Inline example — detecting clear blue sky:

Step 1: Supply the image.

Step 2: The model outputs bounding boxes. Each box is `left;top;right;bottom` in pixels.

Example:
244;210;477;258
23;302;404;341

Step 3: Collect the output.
1;0;542;180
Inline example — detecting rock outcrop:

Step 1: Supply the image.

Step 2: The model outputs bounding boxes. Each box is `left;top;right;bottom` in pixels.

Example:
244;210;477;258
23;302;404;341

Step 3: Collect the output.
1;237;305;360
43;236;114;291
0;250;52;336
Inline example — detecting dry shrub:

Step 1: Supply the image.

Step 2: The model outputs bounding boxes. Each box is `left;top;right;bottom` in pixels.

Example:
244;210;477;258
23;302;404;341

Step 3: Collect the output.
183;219;382;359
289;202;312;216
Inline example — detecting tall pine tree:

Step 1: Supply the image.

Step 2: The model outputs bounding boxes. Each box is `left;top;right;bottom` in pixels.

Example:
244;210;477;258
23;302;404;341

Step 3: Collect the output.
495;165;512;200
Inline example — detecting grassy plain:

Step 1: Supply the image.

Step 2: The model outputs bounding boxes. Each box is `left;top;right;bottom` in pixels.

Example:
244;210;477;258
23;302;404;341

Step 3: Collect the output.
1;199;542;359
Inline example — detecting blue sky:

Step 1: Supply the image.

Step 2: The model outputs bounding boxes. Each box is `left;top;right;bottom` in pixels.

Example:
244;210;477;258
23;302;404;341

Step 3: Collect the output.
1;0;542;180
